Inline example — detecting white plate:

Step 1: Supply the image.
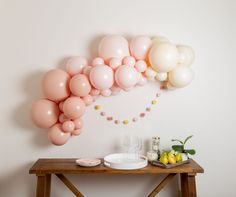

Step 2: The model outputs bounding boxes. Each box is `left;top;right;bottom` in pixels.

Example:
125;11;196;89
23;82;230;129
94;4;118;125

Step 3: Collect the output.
76;158;101;167
104;153;147;170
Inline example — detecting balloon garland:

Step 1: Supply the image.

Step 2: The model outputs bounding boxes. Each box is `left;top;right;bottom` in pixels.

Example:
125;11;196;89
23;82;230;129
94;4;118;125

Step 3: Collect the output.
30;35;195;146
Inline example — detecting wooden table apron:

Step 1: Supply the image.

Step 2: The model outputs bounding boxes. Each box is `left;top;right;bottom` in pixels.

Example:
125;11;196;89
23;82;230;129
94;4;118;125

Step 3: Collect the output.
29;158;204;197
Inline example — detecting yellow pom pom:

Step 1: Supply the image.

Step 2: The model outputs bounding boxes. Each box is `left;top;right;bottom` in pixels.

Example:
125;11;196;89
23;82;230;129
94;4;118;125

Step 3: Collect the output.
123;120;129;125
151;100;157;105
94;105;102;110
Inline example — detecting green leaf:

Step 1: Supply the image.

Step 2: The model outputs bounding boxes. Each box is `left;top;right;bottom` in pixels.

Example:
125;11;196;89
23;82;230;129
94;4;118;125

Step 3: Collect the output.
183;135;193;145
185;149;196;155
172;145;184;152
171;139;183;144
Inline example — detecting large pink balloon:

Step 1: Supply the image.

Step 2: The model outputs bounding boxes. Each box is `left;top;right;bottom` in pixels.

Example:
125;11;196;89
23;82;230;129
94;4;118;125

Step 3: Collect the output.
130;36;152;60
115;65;139;89
89;65;114;90
69;74;91;97
66;56;88;76
63;97;86;119
42;69;70;102
48;123;71;146
31;99;59;129
98;35;130;62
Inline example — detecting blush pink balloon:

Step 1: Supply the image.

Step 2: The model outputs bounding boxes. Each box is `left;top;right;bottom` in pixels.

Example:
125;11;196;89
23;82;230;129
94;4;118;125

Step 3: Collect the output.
31;99;59;129
42;69;70;102
69;74;91;97
72;129;81;136
92;57;104;66
115;65;139;89
123;56;136;67
48;123;71;146
66;56;88;76
83;95;93;106
59;113;69;123
134;60;147;72
89;65;114;90
98;35;130;62
73;118;83;129
59;101;64;112
101;89;111;97
130;36;152;60
62;120;75;133
137;75;148;86
63;97;86;119
109;58;122;69
82;66;92;76
90;88;100;96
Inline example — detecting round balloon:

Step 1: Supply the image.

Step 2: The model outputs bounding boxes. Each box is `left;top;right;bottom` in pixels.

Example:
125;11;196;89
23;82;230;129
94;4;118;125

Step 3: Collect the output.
82;95;93;106
66;56;88;76
42;69;70;102
89;65;114;90
31;99;59;129
149;43;179;72
62;120;75;133
177;45;195;66
73;118;83;129
69;74;91;97
130;36;152;60
48;123;71;146
155;72;167;82
168;66;194;88
98;35;130;62
134;60;147;72
63;97;86;119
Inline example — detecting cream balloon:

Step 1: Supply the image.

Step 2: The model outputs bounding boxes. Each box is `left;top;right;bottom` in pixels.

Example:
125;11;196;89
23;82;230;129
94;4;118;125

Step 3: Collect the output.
98;35;130;62
168;66;194;88
155;72;167;82
66;56;88;76
145;67;157;80
149;42;179;72
177;45;195;66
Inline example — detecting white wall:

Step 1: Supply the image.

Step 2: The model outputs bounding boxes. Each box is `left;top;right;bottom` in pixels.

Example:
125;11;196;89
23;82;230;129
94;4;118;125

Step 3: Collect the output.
0;0;236;196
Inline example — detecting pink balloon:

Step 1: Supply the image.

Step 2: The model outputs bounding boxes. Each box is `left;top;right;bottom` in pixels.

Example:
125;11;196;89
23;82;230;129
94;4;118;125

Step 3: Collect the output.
98;35;130;62
62;120;75;133
101;89;111;97
82;66;92;76
72;129;81;136
73;118;83;129
69;74;91;97
48;123;71;146
137;75;148;86
134;60;147;72
63;97;86;119
90;88;100;96
59;101;64;112
31;99;59;129
123;56;136;67
42;69;70;102
66;57;88;76
89;65;114;90
109;58;122;69
115;65;139;89
92;57;104;66
83;95;93;106
130;36;152;60
59;113;69;123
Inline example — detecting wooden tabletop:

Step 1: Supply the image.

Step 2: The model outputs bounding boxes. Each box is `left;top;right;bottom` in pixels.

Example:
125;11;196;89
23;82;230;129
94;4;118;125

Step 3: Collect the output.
29;158;204;175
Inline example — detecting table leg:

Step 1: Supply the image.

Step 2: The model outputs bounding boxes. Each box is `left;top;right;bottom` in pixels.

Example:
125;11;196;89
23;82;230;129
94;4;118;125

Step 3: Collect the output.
45;174;51;197
36;175;46;197
181;173;197;197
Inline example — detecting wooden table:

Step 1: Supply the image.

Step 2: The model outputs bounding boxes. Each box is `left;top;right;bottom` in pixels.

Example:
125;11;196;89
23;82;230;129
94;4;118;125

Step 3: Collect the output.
29;158;204;197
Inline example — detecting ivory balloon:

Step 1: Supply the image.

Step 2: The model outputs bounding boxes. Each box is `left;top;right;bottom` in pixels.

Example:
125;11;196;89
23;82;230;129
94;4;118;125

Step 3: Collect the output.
149;42;179;72
168;66;194;88
177;45;195;66
66;57;88;76
48;123;70;146
155;72;167;82
89;65;114;90
31;99;59;129
145;67;157;80
62;120;75;133
98;35;130;62
42;69;70;102
63;97;86;119
130;36;152;60
69;74;91;97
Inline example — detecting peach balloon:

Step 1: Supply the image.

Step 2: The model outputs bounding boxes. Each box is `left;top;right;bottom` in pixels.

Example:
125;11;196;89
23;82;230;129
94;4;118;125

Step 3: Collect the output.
73;118;83;129
42;69;70;102
31;99;59;129
109;58;121;69
130;36;152;60
98;35;130;62
82;66;92;76
66;56;88;76
59;101;64;112
69;74;91;97
48;123;71;146
90;88;100;96
63;97;86;119
62;120;75;133
101;89;111;97
123;56;136;67
72;129;81;136
59;113;69;123
83;95;93;106
134;60;147;72
89;65;114;90
92;57;104;66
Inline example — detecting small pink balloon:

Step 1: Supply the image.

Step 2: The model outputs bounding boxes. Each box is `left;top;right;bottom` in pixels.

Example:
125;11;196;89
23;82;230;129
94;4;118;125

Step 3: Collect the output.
63;97;86;119
111;85;121;92
72;129;81;136
90;88;100;96
82;66;92;76
101;89;111;97
73;118;83;129
48;123;70;146
83;95;93;106
69;74;91;97
89;65;114;90
130;36;152;60
59;101;64;112
42;69;70;102
66;56;88;76
62;120;75;133
92;57;104;66
109;58;122;69
98;35;130;62
59;113;69;123
115;65;139;89
134;60;147;72
138;75;148;86
123;56;136;67
31;99;59;129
